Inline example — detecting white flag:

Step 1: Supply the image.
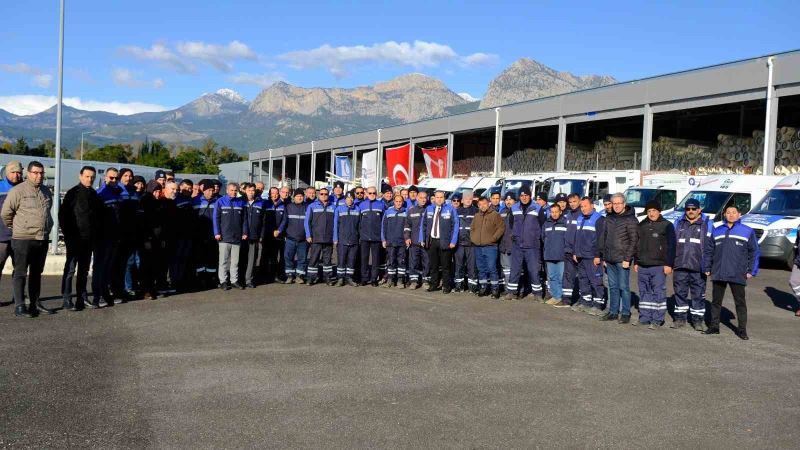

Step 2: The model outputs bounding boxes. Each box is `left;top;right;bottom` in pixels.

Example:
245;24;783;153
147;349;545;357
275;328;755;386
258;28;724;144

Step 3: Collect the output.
361;150;377;188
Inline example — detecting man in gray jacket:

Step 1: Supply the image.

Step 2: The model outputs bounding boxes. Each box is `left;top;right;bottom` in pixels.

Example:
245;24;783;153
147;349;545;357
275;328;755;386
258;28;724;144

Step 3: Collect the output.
1;161;53;318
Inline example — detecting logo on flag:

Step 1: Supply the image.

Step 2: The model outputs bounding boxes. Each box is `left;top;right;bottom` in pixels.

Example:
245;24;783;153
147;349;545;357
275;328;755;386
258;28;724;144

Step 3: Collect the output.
421;145;448;178
335;155;352;180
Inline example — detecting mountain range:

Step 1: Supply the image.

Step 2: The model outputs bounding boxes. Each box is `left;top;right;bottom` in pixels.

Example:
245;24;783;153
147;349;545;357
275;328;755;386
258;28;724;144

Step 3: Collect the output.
0;58;616;153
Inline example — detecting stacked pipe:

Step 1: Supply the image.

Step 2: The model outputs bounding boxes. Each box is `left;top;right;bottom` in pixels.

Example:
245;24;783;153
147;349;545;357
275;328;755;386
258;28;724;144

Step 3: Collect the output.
773;126;800;175
651;137;716;173
565;137;640;171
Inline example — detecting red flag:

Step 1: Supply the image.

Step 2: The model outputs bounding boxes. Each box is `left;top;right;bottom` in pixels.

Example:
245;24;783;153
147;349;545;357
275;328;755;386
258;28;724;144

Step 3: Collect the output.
385;143;415;187
421;145;448;178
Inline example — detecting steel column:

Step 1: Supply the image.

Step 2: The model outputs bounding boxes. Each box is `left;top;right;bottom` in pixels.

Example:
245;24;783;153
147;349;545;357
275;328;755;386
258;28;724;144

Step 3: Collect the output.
447;132;454;177
556;116;566;172
641;104;653;171
763;57;778;175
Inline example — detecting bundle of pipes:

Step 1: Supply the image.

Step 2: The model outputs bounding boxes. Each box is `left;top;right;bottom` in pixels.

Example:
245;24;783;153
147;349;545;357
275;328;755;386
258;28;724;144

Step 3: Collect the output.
453;156;495;177
565;137;640;171
772;126;800;175
500;147;557;175
651;137;716;173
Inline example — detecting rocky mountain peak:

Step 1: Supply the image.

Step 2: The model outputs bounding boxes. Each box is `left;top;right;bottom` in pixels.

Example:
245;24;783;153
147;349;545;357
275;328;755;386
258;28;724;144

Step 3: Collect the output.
214;88;248;105
479;58;617;108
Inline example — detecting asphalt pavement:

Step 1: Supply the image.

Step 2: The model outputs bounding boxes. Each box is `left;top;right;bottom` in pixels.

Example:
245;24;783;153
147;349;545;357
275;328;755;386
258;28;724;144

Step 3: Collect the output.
0;267;798;449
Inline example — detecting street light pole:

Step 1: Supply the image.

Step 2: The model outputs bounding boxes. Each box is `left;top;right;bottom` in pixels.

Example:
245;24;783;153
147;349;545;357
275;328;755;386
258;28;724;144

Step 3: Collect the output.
51;0;65;253
80;130;94;160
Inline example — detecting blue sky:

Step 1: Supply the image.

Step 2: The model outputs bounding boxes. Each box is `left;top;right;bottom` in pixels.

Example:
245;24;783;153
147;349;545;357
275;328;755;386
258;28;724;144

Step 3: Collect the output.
1;0;797;115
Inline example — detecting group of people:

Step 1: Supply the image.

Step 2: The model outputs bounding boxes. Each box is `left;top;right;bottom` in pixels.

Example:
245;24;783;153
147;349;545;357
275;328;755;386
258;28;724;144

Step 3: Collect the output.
0;159;772;340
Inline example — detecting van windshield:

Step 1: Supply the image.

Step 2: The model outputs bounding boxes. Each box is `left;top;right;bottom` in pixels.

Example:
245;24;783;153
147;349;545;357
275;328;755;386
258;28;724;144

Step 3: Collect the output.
548;179;586;202
624;188;658;207
750;189;800;216
502;180;533;198
676;191;732;215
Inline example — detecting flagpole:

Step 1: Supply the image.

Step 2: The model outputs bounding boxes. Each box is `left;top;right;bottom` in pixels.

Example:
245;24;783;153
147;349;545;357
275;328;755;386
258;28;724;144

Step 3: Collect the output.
51;0;66;254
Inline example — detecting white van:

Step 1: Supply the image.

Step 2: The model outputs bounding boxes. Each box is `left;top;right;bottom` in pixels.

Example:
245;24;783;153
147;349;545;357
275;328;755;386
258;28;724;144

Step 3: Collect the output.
416;178;466;198
501;172;564;199
453;176;503;199
741;174;800;268
624;173;705;220
662;175;782;225
547;171;641;212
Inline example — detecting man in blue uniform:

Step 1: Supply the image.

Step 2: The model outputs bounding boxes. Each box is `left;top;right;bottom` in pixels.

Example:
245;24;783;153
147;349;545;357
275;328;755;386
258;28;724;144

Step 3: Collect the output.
0;161;24;307
672;198;714;331
543;203;569;307
213;183;248;290
505;186;544;301
382;194;408;288
569;197;606;315
498;192;516;294
404;190;429;289
278;189;308;284
192;180;218;289
560;193;581;307
420;190;459;293
632;201;676;328
305;187;336;286
359;186;385;286
170;179;195;293
334;191;360;286
453;190;478;294
242;183;265;288
93;167;123;307
264;187;286;283
703;204;759;340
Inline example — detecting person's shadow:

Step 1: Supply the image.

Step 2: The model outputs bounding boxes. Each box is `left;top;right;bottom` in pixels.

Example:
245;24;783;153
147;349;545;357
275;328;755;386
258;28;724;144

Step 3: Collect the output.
764;287;800;313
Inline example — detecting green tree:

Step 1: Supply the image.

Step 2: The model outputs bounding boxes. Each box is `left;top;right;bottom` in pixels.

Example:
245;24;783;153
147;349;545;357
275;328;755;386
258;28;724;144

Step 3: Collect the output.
135;139;173;168
13;137;29;155
82;144;133;163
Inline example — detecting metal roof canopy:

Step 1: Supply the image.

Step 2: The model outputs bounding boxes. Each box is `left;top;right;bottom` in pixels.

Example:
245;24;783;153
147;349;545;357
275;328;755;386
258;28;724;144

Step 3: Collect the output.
251;50;800;161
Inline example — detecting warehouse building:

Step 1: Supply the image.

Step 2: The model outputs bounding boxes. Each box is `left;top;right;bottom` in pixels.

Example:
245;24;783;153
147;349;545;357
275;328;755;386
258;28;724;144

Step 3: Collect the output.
248;50;800;187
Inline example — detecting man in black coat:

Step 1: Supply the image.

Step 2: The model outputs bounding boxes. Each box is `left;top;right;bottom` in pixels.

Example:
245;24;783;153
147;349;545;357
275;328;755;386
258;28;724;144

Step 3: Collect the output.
633;201;676;329
59;166;102;311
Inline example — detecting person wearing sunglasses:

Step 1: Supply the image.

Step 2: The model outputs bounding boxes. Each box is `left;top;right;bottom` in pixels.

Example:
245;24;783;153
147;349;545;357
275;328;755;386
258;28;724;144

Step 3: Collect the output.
1;161;53;318
91;167;124;308
304;187;336;286
672;198;715;331
358;187;385;286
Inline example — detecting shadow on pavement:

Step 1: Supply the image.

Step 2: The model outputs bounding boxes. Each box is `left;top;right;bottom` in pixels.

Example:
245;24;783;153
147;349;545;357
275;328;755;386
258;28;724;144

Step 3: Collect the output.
764;286;800;313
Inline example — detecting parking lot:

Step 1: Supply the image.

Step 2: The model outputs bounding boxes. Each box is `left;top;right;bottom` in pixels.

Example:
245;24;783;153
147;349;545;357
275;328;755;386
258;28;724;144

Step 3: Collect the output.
0;267;798;448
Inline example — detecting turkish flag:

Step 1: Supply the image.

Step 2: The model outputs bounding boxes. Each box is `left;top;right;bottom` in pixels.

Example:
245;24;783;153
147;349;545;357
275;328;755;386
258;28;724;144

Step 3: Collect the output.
422;146;448;178
385;143;415;187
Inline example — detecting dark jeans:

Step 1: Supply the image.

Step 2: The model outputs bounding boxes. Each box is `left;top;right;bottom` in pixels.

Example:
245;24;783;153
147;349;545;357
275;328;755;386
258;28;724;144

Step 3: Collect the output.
61;238;92;305
359;241;381;283
427;239;453;290
11;239;48;308
92;240;118;302
710;281;747;331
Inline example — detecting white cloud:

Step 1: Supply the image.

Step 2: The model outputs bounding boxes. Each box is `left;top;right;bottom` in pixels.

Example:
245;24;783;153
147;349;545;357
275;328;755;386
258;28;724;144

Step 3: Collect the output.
119;40;258;73
176;40;257;72
458;92;479;102
119;43;194;73
461;52;499;67
227;71;284;88
111;68;164;88
0;62;53;88
0;95;171;116
280;40;497;76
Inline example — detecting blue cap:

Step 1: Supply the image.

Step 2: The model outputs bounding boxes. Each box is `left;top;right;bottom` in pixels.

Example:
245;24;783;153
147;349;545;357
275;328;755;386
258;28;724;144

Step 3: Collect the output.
505;192;517;201
450;192;462;201
602;194;612;203
685;198;701;208
555;193;568;202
